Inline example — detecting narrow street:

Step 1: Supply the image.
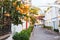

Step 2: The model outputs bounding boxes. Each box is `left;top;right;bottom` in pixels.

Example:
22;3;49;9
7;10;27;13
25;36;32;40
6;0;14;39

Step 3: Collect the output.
0;0;60;40
30;26;60;40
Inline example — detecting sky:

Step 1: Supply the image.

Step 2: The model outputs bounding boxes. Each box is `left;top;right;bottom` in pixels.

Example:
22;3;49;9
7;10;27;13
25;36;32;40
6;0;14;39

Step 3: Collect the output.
31;0;56;14
31;0;56;7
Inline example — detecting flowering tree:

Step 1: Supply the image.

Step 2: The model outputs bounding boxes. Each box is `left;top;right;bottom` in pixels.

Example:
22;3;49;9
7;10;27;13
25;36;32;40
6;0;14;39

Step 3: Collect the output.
29;7;39;25
0;0;39;26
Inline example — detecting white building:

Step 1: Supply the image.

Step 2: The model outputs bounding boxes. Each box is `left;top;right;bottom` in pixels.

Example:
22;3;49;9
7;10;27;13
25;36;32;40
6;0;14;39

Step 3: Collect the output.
44;0;60;32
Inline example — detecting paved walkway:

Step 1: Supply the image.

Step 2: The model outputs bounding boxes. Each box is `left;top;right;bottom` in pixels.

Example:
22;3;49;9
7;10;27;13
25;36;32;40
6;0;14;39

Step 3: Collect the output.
5;35;13;40
0;34;10;40
30;26;60;40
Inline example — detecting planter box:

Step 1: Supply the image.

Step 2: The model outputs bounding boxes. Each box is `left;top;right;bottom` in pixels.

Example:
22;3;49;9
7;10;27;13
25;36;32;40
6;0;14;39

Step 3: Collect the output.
11;24;22;34
58;27;60;32
11;21;30;34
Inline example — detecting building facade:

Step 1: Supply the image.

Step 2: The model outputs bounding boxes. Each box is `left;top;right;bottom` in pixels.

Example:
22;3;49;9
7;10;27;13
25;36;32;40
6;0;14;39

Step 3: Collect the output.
44;0;60;32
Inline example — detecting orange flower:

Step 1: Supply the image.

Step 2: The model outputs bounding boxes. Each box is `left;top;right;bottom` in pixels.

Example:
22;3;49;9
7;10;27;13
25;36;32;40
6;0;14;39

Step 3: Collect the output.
4;13;10;17
13;2;17;6
24;9;29;13
24;5;29;9
16;6;20;10
19;8;23;13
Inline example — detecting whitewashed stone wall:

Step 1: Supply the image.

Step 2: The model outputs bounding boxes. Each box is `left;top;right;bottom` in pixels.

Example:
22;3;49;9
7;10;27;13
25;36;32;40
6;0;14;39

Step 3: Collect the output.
11;21;30;35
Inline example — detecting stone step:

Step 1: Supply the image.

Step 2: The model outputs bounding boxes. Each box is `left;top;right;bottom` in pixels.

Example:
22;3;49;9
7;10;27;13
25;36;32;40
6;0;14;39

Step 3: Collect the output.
0;34;10;40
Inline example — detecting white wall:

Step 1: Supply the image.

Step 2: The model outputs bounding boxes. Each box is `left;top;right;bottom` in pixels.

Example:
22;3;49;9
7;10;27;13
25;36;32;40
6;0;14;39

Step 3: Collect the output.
44;7;59;29
44;7;53;26
11;20;30;35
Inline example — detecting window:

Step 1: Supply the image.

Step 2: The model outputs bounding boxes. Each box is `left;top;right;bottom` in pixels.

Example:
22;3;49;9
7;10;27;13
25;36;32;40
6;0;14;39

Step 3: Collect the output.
59;9;60;14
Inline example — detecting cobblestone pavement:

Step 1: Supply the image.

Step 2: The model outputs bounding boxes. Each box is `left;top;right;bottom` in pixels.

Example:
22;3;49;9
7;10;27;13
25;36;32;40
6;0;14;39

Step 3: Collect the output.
30;26;60;40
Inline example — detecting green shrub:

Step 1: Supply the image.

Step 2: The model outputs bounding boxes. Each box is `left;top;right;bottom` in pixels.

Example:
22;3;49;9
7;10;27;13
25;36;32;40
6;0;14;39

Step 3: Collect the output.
13;26;34;40
43;25;52;30
59;25;60;27
13;32;20;40
54;29;59;32
43;25;46;28
13;32;29;40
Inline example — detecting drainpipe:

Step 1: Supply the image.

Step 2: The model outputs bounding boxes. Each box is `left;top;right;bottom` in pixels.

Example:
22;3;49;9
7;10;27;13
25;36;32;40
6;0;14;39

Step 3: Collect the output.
26;20;28;29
